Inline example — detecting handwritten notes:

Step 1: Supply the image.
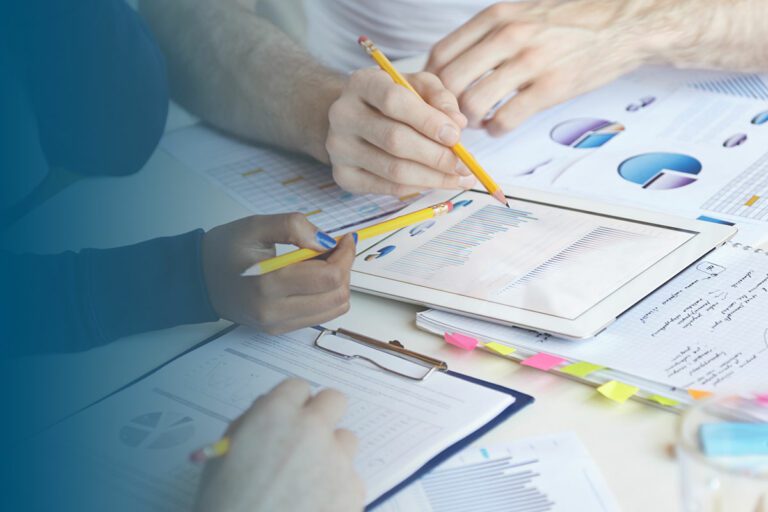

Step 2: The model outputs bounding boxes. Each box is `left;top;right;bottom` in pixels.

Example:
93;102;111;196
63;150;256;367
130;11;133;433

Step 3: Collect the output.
522;353;567;371
598;381;639;403
419;244;768;393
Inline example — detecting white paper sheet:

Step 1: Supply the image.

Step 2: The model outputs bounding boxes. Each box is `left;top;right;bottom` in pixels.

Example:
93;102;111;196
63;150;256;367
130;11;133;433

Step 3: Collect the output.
161;125;419;233
377;432;620;512
460;67;768;245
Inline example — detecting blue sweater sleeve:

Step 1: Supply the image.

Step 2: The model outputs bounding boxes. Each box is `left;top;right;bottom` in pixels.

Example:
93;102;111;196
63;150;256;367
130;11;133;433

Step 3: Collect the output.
0;231;219;356
2;0;169;176
0;2;218;356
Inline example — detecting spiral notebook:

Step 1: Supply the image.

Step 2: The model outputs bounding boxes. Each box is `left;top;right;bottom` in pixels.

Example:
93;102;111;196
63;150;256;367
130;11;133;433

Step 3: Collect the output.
417;242;768;410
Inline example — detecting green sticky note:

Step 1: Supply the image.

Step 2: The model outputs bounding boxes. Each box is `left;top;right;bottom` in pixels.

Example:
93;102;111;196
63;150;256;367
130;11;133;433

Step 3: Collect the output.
560;361;605;378
484;342;516;357
647;394;680;407
597;381;639;403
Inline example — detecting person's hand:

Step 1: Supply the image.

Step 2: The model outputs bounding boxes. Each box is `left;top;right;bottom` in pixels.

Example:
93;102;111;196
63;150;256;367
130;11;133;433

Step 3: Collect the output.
202;213;356;334
326;69;478;196
426;0;653;135
194;379;365;512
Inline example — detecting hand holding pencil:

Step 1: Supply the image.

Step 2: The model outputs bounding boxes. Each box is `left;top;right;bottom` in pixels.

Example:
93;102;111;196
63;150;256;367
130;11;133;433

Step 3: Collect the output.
358;36;509;207
192;379;364;511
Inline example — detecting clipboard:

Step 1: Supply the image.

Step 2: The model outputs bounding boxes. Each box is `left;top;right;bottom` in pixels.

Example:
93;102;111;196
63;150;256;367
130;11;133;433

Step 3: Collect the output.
50;324;534;510
313;327;535;509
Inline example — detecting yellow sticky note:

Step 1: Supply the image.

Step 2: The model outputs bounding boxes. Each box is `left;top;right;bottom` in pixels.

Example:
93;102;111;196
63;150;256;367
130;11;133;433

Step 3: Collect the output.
560;361;605;378
648;395;680;407
484;342;516;357
597;381;639;403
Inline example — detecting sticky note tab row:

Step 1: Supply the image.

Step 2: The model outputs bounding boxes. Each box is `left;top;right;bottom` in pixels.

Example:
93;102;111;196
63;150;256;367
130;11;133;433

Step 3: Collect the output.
484;342;516;356
443;332;479;351
521;353;566;371
560;361;605;378
597;381;639;403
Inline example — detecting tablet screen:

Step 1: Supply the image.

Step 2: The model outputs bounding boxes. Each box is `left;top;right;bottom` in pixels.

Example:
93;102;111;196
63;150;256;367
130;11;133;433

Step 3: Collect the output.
356;191;697;320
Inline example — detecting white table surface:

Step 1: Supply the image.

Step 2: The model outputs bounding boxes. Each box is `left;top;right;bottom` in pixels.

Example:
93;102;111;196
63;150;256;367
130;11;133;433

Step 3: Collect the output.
10;105;684;512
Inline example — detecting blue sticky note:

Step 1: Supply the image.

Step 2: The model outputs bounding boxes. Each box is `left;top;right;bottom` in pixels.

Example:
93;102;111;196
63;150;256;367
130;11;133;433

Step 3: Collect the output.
699;423;768;457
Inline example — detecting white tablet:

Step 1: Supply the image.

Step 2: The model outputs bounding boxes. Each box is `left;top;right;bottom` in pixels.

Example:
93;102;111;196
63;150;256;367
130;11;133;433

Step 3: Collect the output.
351;188;736;339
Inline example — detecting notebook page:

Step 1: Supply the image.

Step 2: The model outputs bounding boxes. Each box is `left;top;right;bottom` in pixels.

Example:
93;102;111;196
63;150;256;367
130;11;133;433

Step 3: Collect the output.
419;244;768;392
36;327;514;510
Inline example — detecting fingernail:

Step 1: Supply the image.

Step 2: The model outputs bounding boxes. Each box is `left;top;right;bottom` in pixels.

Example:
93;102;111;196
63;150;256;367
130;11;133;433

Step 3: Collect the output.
455;161;472;176
458;176;478;189
438;124;460;145
316;231;337;249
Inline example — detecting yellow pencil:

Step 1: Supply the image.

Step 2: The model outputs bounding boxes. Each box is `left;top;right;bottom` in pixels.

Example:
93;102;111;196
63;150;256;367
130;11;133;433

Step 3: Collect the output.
190;437;230;463
358;35;510;207
250;201;454;276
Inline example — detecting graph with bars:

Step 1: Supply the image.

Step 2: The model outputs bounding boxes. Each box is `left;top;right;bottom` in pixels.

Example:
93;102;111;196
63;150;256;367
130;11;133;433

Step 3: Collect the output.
162;125;418;233
377;433;619;512
688;72;768;100
702;151;768;221
419;457;554;512
383;205;537;279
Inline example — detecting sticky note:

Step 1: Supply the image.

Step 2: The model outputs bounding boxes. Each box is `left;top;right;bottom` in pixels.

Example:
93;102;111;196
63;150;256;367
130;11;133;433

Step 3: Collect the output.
648;394;680;407
560;361;605;378
484;342;516;357
755;394;768;407
443;332;479;351
597;381;639;403
688;389;714;401
521;353;566;371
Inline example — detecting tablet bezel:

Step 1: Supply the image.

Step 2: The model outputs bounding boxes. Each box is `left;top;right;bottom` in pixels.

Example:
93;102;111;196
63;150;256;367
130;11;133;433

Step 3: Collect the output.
350;188;737;339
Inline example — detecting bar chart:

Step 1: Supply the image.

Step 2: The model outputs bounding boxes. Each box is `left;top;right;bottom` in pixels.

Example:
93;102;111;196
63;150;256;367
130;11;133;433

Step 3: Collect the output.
383;205;537;280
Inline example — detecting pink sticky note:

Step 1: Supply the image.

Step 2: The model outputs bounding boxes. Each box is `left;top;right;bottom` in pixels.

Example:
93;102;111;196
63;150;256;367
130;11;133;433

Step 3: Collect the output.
756;394;768;407
443;332;479;351
521;353;567;371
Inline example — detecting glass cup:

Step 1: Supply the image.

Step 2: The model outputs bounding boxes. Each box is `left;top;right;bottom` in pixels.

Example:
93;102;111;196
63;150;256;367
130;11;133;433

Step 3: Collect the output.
677;393;768;512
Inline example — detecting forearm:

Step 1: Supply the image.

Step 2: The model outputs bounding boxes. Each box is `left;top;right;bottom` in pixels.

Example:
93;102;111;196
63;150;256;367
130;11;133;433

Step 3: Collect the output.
139;0;344;163
0;231;218;356
573;0;768;72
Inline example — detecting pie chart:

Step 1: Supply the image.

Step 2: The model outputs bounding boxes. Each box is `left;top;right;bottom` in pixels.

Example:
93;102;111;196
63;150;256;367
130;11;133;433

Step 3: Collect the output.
119;411;195;450
618;153;702;190
550;118;625;149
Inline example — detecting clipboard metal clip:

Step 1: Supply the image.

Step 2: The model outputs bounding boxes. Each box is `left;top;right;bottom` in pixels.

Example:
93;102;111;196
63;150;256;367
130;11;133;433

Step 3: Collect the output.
314;328;448;381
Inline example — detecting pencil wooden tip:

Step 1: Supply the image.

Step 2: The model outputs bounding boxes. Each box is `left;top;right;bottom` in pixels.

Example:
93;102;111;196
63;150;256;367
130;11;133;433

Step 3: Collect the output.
491;189;508;207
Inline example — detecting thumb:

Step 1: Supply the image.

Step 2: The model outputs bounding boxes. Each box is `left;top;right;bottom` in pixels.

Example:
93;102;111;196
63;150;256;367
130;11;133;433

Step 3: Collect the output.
244;213;336;251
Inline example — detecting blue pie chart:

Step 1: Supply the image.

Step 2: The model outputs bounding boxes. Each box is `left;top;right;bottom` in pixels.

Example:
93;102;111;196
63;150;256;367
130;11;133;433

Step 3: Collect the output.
618;153;702;190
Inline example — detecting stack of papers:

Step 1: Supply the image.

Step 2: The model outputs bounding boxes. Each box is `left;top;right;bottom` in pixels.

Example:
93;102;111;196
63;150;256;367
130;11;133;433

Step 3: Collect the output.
419;241;768;403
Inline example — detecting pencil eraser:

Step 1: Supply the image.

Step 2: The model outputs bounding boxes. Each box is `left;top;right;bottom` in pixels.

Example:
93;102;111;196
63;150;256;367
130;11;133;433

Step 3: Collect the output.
444;332;479;351
358;35;369;44
445;201;454;213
